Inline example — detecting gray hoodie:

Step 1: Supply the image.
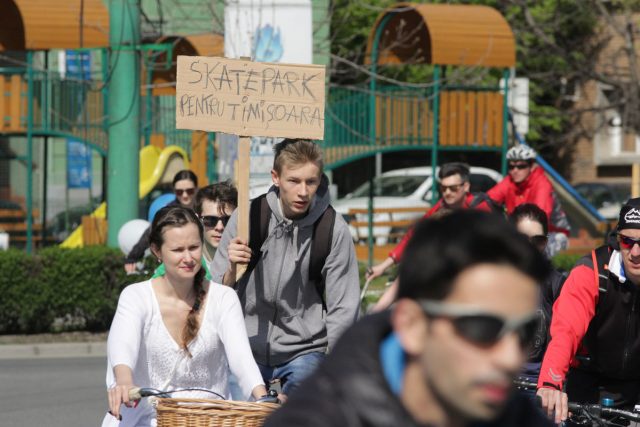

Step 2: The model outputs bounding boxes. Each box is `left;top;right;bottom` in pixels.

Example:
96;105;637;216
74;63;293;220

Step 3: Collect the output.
210;179;360;366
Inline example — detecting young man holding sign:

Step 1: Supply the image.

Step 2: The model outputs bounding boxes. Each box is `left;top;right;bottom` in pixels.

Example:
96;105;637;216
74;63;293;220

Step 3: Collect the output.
210;139;360;397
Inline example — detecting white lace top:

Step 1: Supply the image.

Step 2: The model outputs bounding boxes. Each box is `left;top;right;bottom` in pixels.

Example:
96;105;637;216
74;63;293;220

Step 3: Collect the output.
102;280;263;427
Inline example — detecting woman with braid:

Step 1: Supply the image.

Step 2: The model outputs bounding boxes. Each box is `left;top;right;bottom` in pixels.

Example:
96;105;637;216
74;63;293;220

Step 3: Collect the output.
102;206;267;426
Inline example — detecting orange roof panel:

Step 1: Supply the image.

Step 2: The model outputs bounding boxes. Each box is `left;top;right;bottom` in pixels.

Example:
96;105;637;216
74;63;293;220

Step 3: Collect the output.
13;0;109;49
366;3;515;68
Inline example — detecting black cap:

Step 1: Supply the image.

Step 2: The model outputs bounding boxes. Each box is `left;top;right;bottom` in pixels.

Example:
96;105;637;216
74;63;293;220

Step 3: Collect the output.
617;198;640;230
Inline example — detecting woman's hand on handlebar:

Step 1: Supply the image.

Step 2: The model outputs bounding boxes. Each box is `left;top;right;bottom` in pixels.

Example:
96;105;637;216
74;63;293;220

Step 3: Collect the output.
108;383;139;420
536;387;568;424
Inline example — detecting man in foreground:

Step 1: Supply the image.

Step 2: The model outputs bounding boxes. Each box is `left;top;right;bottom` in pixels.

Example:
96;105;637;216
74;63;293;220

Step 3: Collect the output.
265;211;554;426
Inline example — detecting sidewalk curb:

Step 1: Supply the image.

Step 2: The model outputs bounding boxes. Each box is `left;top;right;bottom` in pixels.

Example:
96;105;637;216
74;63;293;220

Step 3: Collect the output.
0;341;106;359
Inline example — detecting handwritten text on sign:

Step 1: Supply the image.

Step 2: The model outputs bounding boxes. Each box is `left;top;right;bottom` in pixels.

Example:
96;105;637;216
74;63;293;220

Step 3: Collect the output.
176;56;325;139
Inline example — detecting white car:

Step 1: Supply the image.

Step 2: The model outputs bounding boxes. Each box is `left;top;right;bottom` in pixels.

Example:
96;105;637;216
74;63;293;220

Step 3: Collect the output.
332;166;503;244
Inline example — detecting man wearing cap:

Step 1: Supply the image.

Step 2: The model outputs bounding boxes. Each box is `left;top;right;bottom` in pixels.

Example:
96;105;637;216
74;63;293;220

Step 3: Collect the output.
537;198;640;424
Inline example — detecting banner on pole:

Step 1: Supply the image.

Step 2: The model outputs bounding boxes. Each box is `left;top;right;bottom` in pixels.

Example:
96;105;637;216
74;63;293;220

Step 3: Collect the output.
176;56;325;140
67;140;92;189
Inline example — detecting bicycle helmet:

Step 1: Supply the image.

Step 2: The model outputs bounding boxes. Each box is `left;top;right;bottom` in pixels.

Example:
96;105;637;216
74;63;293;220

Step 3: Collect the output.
506;145;537;161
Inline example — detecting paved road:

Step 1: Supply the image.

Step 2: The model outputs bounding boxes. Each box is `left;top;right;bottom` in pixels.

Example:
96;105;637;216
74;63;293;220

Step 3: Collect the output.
0;356;107;427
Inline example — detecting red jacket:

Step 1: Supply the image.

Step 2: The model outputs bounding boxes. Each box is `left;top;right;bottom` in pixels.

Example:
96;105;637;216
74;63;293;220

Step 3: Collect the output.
487;167;554;219
537;263;599;390
538;248;640;390
389;193;491;263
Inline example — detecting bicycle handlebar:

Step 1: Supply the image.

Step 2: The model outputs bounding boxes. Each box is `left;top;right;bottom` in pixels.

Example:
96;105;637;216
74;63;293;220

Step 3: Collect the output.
567;402;640;423
513;378;640;423
127;386;280;404
128;387;164;400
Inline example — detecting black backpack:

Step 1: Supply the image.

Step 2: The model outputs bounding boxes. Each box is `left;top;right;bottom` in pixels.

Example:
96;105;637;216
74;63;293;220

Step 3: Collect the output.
244;194;336;307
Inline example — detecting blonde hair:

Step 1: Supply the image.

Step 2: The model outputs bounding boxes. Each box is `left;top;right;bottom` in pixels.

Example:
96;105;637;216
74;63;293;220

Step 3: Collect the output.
273;139;323;174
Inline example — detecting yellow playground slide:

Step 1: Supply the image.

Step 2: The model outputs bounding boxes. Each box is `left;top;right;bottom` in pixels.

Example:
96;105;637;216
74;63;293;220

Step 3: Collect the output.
60;145;190;248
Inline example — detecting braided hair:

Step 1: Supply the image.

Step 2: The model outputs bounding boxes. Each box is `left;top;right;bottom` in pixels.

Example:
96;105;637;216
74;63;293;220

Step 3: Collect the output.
150;205;206;356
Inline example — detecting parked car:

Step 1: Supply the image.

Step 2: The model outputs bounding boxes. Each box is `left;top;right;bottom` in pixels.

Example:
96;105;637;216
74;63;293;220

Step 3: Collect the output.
574;182;631;220
333;166;503;244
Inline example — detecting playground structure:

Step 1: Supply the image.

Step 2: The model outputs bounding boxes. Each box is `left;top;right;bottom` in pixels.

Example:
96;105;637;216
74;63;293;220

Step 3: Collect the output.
60;144;189;248
0;1;607;253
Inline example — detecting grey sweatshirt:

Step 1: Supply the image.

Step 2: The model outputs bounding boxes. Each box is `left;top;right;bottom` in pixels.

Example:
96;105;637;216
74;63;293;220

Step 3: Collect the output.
210;179;360;366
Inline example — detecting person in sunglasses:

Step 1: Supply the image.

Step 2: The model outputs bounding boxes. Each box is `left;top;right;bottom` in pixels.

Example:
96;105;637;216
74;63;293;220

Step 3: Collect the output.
509;204;567;389
264;211;554;427
195;181;237;263
537;198;640;424
487;144;570;257
366;162;495;283
124;170;199;273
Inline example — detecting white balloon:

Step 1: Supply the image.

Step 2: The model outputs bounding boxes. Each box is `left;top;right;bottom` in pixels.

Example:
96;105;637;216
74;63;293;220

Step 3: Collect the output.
117;219;151;256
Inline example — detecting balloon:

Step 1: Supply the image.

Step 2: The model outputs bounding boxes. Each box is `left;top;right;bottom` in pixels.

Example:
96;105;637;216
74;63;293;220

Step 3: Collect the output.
118;219;151;256
148;193;176;222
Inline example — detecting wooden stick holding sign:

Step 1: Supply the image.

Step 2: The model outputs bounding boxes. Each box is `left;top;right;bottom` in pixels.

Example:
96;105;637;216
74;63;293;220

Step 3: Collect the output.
175;55;326;281
235;135;250;280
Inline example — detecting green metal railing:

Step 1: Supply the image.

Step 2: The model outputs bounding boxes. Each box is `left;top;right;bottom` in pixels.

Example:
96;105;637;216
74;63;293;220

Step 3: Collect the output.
143;94;192;155
0;66;108;155
322;83;505;170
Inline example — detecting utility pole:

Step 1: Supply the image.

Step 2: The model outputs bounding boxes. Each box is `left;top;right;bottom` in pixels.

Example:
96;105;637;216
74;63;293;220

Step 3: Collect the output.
107;0;140;247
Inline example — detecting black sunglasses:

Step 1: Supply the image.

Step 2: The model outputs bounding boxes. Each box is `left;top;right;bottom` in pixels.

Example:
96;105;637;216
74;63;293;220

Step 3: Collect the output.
618;233;640;250
175;188;196;196
439;183;464;193
201;215;230;227
419;300;540;349
507;162;531;170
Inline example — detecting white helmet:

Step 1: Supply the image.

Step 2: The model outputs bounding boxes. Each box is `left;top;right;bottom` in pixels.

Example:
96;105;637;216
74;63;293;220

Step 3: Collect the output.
506;144;537;161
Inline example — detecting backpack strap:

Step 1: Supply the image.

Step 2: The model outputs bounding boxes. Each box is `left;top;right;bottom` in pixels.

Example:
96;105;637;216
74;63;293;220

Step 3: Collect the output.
592;245;611;296
245;194;271;279
309;205;336;308
469;192;501;213
243;194;337;309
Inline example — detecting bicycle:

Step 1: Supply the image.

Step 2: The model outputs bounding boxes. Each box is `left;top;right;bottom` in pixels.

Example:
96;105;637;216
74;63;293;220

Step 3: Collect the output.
514;377;640;426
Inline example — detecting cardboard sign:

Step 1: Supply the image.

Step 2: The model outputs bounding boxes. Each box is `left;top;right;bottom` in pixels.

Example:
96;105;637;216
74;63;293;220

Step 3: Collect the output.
176;56;325;140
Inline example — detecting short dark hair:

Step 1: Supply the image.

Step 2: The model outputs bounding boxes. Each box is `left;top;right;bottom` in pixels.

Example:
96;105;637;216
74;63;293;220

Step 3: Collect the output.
397;210;549;301
172;170;198;188
438;162;470;182
509;203;549;235
194;181;238;216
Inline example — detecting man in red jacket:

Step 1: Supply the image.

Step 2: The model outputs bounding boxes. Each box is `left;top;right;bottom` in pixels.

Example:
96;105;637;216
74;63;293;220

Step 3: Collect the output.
537;198;640;424
366;162;493;282
487;144;570;256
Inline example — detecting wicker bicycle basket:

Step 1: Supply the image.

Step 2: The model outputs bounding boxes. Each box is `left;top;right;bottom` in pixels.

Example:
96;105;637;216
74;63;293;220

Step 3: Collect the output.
155;398;279;427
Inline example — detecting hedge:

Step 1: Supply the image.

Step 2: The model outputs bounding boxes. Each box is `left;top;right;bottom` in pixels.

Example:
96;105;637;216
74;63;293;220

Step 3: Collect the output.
0;247;151;334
